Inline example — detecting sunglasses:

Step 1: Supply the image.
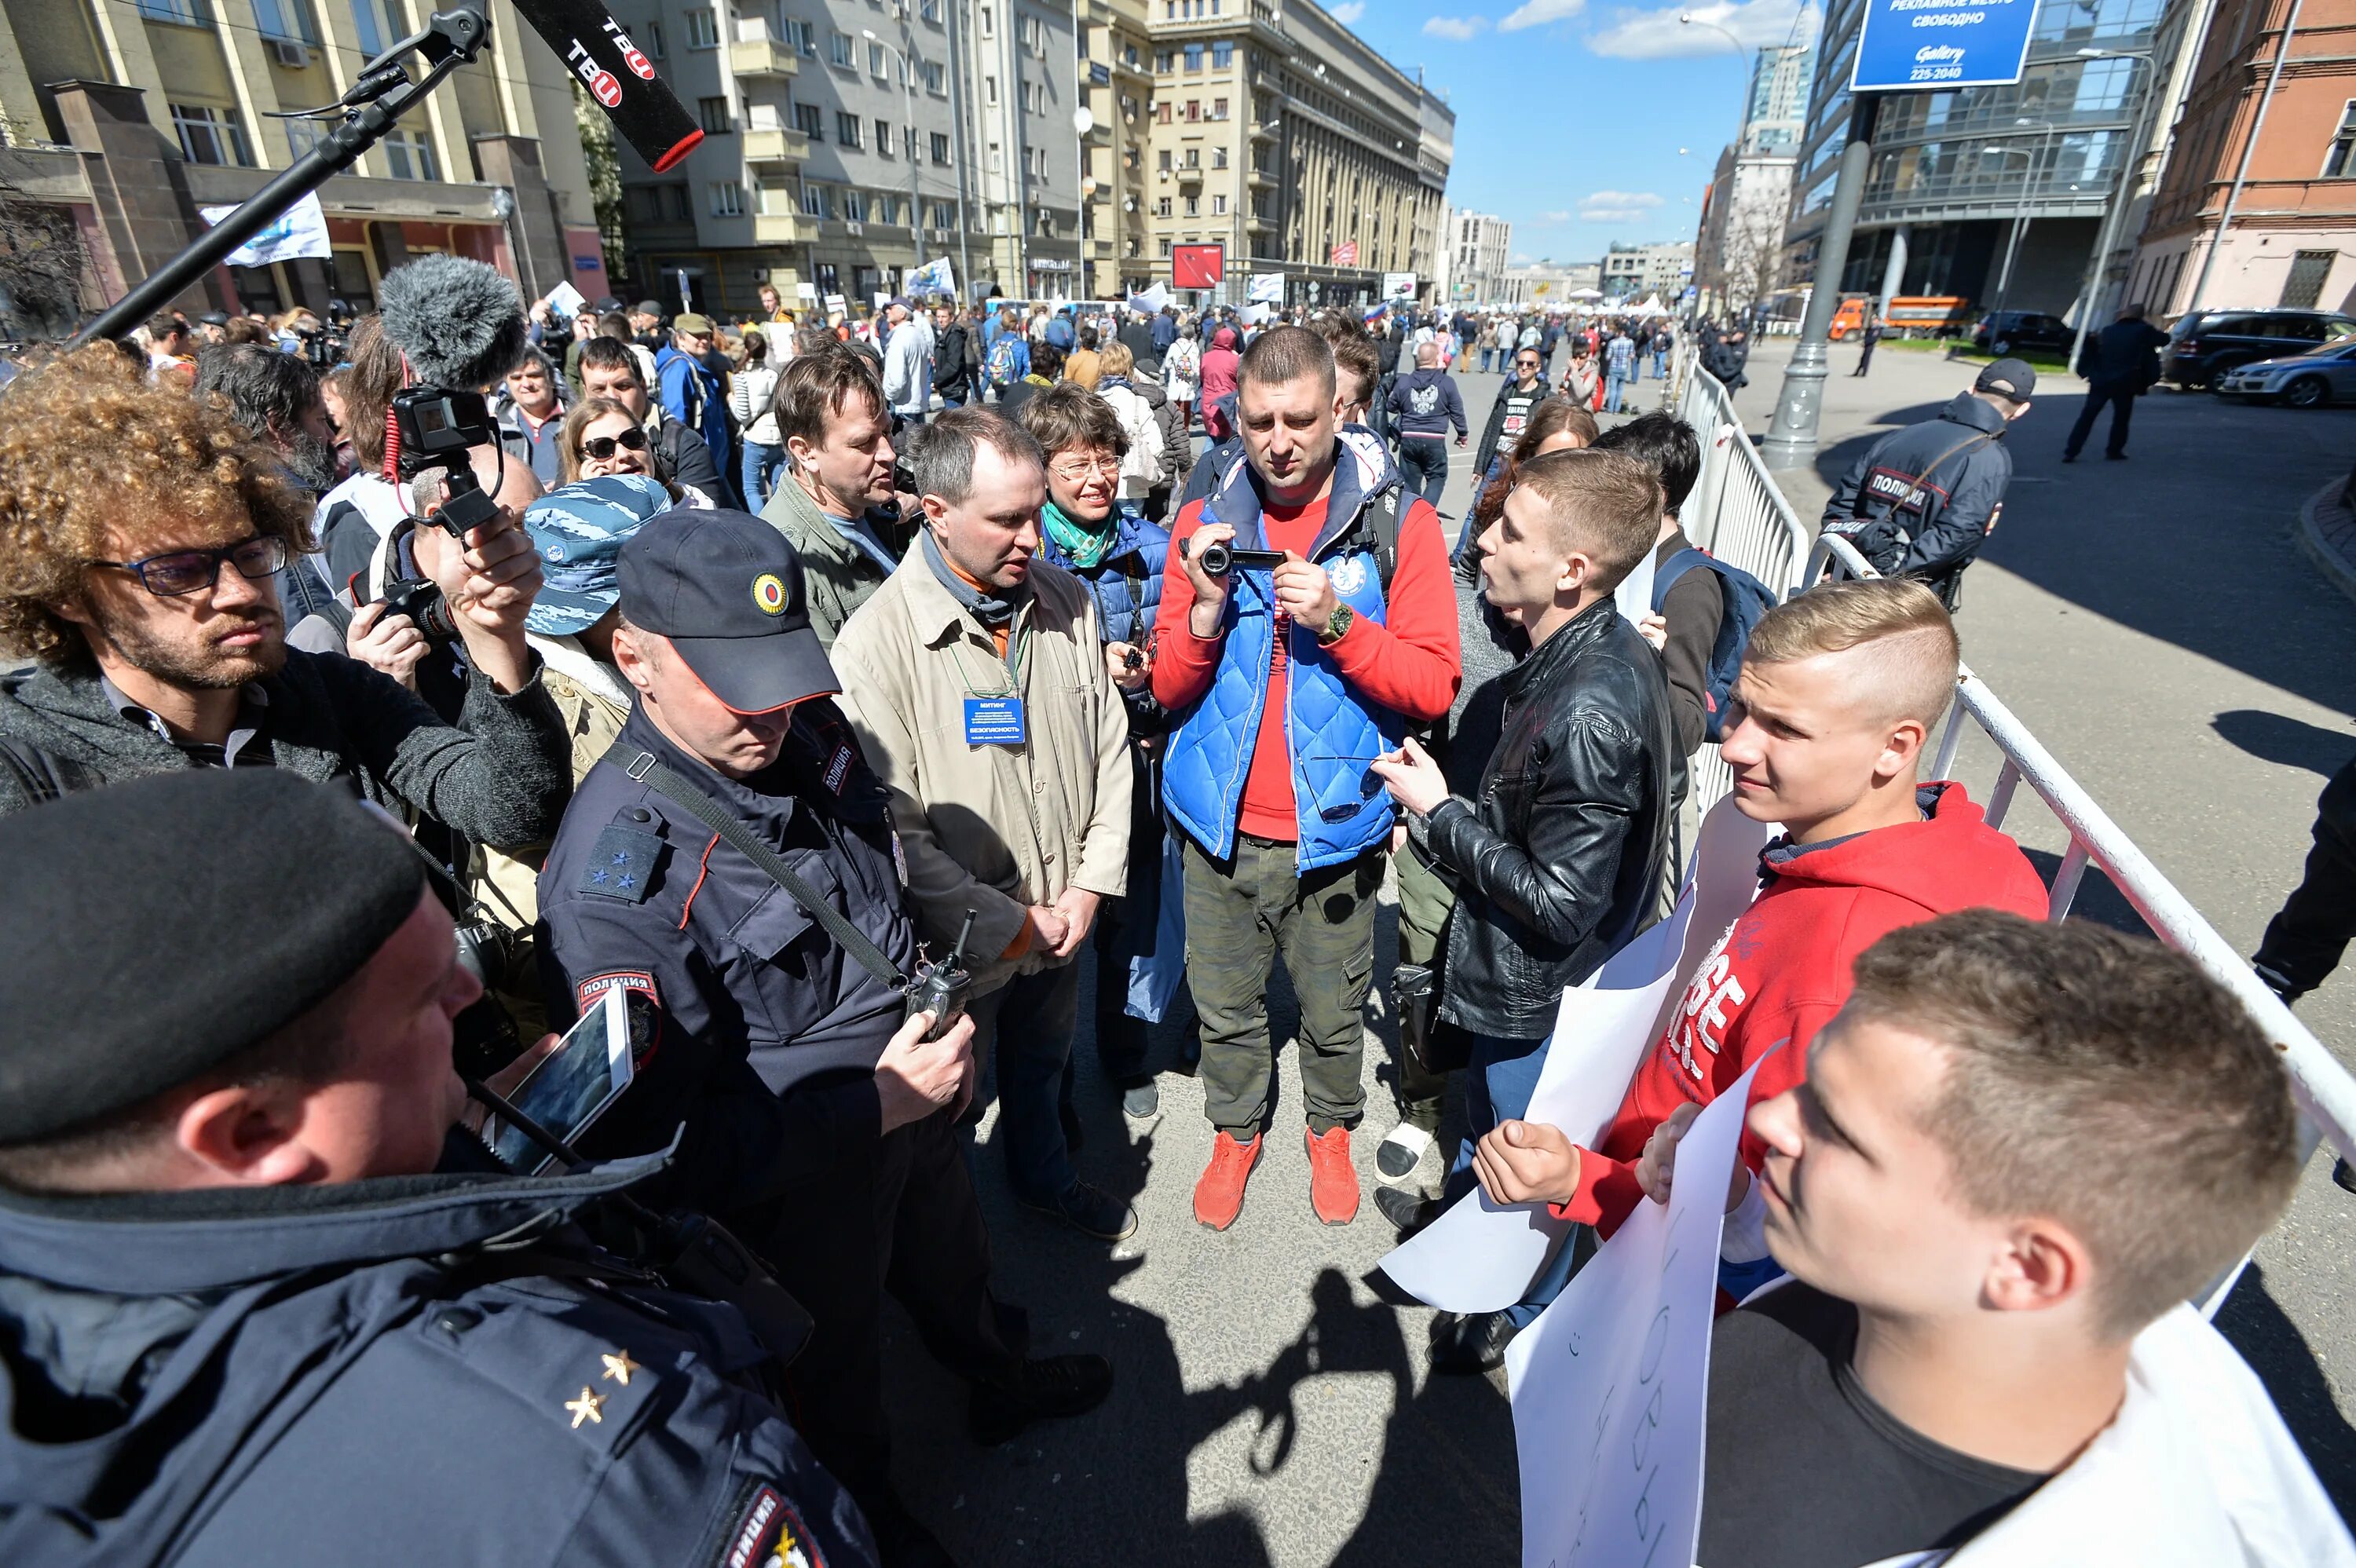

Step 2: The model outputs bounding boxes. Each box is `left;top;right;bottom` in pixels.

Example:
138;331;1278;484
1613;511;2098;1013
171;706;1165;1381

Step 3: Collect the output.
580;426;650;461
91;535;289;597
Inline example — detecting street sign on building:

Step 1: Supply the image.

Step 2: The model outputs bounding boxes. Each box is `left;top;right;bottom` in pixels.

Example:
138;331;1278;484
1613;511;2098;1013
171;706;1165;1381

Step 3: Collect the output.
1330;241;1359;266
1850;0;2040;90
1173;243;1225;288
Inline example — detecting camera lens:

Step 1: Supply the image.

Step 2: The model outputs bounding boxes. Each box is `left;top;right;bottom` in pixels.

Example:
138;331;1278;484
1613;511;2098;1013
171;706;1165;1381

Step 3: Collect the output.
1198;540;1232;576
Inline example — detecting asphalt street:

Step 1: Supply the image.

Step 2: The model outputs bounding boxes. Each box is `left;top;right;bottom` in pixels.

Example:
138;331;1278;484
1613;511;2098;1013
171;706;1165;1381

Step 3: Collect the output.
880;345;2356;1563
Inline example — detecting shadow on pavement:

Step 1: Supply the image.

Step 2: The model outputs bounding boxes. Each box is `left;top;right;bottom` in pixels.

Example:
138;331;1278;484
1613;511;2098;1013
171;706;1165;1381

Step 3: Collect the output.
2019;846;2149;938
2212;709;2356;779
2213;1262;2356;1520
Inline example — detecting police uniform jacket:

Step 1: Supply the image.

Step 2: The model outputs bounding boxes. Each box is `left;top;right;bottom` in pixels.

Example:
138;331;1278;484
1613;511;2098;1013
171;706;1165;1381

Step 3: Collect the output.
536;701;916;1213
0;1149;874;1567
1819;390;2014;598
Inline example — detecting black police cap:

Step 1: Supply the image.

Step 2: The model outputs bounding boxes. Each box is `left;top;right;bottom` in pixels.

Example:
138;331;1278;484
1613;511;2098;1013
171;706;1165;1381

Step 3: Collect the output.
0;770;427;1145
616;508;840;715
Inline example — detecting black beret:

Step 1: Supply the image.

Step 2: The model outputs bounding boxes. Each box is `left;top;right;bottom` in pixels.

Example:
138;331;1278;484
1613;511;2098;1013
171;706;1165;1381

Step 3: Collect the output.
0;770;427;1144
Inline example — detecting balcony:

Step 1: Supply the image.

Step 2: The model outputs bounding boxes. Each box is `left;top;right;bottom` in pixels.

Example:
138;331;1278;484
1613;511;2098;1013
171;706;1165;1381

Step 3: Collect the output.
1249;118;1279;142
753;212;814;245
1246;166;1274;188
741;126;810;164
1175;163;1202;185
730;22;799;79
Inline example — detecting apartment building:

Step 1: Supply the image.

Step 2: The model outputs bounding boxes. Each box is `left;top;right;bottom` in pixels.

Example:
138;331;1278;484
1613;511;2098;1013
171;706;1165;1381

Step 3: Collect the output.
1077;0;1151;298
1441;207;1510;304
1140;0;1449;308
0;0;603;333
1601;239;1693;301
959;0;1083;298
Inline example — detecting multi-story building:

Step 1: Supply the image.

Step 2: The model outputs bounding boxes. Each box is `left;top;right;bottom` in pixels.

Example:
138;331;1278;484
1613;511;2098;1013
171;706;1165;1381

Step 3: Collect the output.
1140;0;1449;309
1601;239;1693;301
1440;206;1510;303
958;0;1083;299
1783;0;2162;316
2128;0;2356;317
1694;43;1809;317
1743;39;1812;154
1498;258;1597;306
1077;0;1152;298
0;0;604;334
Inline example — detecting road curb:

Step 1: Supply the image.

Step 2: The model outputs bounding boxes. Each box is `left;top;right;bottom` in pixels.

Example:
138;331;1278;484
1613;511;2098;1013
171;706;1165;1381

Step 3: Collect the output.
2298;474;2356;611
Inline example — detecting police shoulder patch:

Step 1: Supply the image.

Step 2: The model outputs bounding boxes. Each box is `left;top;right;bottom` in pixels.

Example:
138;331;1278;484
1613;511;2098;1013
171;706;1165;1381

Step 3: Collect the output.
580;824;664;902
717;1482;829;1568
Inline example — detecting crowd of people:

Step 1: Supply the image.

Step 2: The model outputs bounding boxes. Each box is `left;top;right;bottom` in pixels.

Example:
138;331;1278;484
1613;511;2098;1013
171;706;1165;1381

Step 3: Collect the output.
0;253;2338;1568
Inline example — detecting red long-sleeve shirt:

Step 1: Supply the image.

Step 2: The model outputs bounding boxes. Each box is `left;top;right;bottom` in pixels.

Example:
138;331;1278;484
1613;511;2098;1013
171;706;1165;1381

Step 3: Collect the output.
1151;484;1459;842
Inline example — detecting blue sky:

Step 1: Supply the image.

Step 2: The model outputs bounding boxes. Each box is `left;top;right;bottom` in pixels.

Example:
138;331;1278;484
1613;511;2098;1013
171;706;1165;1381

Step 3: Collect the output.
1325;0;1818;269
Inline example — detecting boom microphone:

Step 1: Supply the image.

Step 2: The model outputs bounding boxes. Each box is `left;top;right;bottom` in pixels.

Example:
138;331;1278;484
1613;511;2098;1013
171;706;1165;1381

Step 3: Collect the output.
503;0;703;173
379;254;530;389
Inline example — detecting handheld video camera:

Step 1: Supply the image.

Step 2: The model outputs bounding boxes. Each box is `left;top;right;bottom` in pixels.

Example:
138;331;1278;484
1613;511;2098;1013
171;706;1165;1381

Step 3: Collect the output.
390;385;502;537
1198;542;1286;576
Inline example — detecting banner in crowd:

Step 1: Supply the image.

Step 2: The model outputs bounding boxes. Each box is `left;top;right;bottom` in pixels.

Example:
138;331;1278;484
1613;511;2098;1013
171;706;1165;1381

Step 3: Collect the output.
1126;282;1171;315
198;192;331;269
1375;795;1772;1314
906;257;957;298
1247;272;1286;305
1505;1054;1767;1568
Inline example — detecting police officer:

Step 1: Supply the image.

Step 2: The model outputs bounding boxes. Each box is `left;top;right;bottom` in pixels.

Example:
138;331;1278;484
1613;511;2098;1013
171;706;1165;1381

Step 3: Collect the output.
1819;357;2035;609
536;508;1111;1568
0;768;873;1567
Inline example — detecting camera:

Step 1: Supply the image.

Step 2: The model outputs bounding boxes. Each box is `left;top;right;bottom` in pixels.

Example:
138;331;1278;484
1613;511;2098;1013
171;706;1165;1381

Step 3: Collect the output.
295;321;349;371
450;917;526;1079
1197;542;1286;576
379;576;460;642
390;385;502;536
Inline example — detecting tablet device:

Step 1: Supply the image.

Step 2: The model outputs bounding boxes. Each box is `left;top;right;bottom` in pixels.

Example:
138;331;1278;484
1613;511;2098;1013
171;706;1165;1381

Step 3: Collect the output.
481;984;633;1173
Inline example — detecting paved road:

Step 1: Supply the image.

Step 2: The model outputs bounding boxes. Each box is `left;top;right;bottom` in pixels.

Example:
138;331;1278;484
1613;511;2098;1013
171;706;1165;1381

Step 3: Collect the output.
883;347;2356;1563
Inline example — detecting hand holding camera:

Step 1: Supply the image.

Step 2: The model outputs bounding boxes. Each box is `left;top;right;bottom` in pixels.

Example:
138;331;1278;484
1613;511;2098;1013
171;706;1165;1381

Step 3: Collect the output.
1183;521;1238;630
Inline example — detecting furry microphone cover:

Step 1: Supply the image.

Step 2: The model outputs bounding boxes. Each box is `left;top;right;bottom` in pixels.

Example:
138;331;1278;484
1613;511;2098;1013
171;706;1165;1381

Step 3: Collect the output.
378;254;530;391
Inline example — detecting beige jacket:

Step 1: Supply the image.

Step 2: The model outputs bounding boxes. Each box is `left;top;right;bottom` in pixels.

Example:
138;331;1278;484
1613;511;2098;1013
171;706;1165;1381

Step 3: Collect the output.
832;546;1131;994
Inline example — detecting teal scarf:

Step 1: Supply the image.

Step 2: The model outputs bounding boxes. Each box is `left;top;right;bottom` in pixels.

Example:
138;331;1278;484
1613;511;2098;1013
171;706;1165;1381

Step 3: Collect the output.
1042;498;1115;570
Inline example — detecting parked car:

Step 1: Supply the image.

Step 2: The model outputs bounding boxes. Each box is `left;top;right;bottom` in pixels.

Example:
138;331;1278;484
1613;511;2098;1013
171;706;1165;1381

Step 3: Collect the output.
1971;311;2073;356
2213;338;2356;407
2166;308;2356;389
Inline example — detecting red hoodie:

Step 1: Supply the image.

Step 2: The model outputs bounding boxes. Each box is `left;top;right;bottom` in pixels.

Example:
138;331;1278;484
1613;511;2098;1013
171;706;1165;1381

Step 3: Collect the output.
1558;783;2048;1236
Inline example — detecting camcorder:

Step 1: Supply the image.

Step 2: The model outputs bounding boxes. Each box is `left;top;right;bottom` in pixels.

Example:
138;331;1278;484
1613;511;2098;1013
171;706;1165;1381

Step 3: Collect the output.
1198;542;1286;576
390;384;503;536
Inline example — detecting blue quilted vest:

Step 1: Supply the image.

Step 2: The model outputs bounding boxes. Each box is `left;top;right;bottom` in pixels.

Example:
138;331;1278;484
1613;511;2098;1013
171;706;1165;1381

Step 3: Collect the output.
1162;430;1403;872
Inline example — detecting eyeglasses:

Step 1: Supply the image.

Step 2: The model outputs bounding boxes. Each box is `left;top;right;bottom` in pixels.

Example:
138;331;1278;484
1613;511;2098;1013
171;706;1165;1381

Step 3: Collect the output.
579;426;650;461
1048;455;1121;482
91;535;289;597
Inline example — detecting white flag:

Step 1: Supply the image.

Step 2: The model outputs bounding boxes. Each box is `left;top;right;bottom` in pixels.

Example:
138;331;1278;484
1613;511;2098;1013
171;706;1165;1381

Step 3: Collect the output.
200;192;331;269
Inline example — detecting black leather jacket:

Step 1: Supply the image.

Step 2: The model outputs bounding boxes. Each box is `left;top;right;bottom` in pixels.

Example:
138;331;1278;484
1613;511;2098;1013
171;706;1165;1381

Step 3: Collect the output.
1426;595;1674;1039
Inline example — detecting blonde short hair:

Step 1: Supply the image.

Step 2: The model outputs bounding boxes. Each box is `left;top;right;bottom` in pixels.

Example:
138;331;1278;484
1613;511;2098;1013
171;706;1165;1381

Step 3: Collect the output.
1745;578;1959;726
1097;341;1135;378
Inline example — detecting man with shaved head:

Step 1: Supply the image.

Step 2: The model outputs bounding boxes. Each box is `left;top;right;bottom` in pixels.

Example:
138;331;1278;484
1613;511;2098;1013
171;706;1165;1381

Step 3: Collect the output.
1469;579;2049;1316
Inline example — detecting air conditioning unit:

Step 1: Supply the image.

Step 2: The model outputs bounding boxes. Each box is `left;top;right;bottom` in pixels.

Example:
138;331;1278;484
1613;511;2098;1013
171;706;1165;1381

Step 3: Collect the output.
266;38;312;68
845;220;865;235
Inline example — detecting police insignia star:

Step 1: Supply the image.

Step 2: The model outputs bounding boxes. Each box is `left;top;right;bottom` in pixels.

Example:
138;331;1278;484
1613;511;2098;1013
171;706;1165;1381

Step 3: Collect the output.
580;824;662;904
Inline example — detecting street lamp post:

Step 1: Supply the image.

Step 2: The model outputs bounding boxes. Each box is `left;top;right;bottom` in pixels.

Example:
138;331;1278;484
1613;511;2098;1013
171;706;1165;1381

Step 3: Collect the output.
1762;93;1882;471
2068;44;2161;375
862;28;925;291
2185;0;2302;319
1682;14;1750;321
1985;119;2059;333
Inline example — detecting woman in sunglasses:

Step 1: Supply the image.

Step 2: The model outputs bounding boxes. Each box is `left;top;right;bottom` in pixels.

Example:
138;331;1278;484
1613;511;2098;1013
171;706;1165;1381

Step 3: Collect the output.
557;397;715;507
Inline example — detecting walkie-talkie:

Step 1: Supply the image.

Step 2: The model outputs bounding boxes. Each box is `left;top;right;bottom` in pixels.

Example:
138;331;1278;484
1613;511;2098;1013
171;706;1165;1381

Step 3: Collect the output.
905;908;977;1042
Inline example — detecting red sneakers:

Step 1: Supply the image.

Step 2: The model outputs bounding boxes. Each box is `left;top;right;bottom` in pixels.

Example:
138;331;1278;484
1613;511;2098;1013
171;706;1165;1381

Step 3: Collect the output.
1193;1131;1263;1230
1306;1126;1359;1226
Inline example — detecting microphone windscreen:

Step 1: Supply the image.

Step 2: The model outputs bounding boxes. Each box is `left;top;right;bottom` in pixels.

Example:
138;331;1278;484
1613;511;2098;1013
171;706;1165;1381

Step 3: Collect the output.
503;0;704;172
379;254;530;389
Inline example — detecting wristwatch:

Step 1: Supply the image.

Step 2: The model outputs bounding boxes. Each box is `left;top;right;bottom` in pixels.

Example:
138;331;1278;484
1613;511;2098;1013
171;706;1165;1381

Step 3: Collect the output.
1317;603;1355;646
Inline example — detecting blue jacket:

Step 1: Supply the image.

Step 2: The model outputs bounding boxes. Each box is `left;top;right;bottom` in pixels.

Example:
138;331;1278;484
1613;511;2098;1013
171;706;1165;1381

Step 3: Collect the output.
656;345;730;488
1038;503;1172;733
1044;313;1075;351
0;1150;873;1567
1162;428;1408;872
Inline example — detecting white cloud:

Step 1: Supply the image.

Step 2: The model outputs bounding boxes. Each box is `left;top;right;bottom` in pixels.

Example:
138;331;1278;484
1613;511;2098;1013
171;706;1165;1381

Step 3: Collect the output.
1500;0;1584;29
1327;0;1365;19
1422;14;1490;38
1577;189;1666;223
1511;252;1535;264
1586;0;1815;58
1530;210;1572;225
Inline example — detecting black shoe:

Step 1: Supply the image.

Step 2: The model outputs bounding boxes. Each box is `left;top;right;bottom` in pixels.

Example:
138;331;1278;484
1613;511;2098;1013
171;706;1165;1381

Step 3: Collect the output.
2061;451;2078;463
2105;451;2127;460
1121;1080;1162;1128
2336;1157;2355;1195
968;1353;1114;1447
1375;1120;1437;1182
1018;1179;1138;1241
863;1492;960;1568
1374;1183;1441;1235
1431;1309;1516;1375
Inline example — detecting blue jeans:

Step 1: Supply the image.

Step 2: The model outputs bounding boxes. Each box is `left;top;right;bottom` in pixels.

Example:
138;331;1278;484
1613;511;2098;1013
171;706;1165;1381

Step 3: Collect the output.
1605;371;1631;414
1396;437;1448;510
1451;454;1505;566
1652;348;1667;378
741;441;785;507
1446;1031;1576;1330
969;960;1081;1203
1480;347;1495;372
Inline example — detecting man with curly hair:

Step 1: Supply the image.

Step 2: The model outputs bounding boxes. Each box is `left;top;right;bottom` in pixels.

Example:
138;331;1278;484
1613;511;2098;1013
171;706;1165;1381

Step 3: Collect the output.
0;346;571;848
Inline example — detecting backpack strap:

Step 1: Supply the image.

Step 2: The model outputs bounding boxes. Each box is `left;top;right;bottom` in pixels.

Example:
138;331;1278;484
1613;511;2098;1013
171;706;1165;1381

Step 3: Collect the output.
0;733;97;804
1651;546;1710;613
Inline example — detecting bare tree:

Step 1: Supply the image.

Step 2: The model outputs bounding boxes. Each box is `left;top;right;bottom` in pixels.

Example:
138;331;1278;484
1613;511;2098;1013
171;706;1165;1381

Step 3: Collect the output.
1717;202;1786;320
0;164;91;341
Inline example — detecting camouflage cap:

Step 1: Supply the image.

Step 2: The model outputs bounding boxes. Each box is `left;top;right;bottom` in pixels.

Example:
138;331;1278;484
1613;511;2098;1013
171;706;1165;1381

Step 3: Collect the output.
523;473;674;637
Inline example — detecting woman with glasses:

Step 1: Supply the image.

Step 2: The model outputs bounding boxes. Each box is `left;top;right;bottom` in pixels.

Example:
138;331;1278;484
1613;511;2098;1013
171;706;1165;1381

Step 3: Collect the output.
558;397;715;507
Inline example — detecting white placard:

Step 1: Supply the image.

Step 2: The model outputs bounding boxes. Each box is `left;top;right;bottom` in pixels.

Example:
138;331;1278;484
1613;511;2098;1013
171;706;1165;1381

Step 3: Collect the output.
543;280;588;318
1247;272;1286;305
1615;543;1657;629
1505;1053;1769;1568
1376;795;1772;1314
198;192;331;268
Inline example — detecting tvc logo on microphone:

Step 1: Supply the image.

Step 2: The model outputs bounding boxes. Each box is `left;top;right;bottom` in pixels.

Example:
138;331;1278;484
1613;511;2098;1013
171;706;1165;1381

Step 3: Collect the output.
565;19;655;108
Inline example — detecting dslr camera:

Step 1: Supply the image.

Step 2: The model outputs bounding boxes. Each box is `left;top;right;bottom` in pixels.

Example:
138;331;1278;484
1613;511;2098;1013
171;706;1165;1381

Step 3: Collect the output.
390;384;502;536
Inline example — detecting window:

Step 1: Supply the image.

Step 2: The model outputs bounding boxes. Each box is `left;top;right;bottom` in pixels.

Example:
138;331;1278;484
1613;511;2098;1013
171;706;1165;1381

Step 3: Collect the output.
842;189;867;221
1183;196;1198;217
170;103;251;165
830;30;854;66
905;125;919;159
2283;250;2336;309
1154;49;1173;72
876;116;893;152
285;119;327;159
1155;196;1172;216
684;6;718;46
1184;99;1199;122
346;0;390;53
925;61;946;92
803;182;830;217
796;101;822;136
1183;42;1202;71
783;17;814;53
931;131;951;162
1158;148;1171;171
1212;40;1233;68
931;199;956;227
920;0;940;18
875;195;896;225
138;0;210;24
837;111;862;148
1182;147;1198;168
985;75;998;105
711;181;744;216
251;0;316;43
1210;97;1227;120
382;129;437;180
642;20;664;57
1212;146;1227;168
1156;101;1170;123
988;141;1003;172
1022;81;1043;115
698;96;732;134
1213;194;1226;214
2327;102;2356;178
1158;237;1173;257
869;41;887;76
979;3;992;35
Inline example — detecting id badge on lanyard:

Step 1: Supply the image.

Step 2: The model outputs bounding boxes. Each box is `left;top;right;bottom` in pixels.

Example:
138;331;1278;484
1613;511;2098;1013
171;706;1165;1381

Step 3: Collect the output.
964;696;1026;746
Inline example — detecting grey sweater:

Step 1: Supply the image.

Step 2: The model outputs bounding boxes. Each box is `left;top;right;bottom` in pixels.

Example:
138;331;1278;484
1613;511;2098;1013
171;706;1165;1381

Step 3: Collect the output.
1407;554;1524;856
0;651;573;849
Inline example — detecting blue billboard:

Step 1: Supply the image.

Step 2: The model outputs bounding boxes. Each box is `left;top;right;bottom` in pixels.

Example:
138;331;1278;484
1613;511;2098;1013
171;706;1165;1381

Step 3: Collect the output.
1850;0;2040;91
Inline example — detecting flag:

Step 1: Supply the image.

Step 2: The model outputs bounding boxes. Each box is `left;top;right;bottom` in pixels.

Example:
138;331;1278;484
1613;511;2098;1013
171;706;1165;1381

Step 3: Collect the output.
905;257;957;298
1126;281;1171;314
198;192;331;269
1246;272;1285;305
1329;240;1359;266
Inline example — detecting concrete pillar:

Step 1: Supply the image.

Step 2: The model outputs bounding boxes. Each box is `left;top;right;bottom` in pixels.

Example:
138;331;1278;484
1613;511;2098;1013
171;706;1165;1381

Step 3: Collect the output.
1879;225;1908;316
472;133;565;303
46;79;226;316
368;218;409;280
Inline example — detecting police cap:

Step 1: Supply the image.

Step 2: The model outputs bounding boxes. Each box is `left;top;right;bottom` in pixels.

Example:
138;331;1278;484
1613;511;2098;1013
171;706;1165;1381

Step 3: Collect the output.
0;770;426;1144
617;509;839;715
